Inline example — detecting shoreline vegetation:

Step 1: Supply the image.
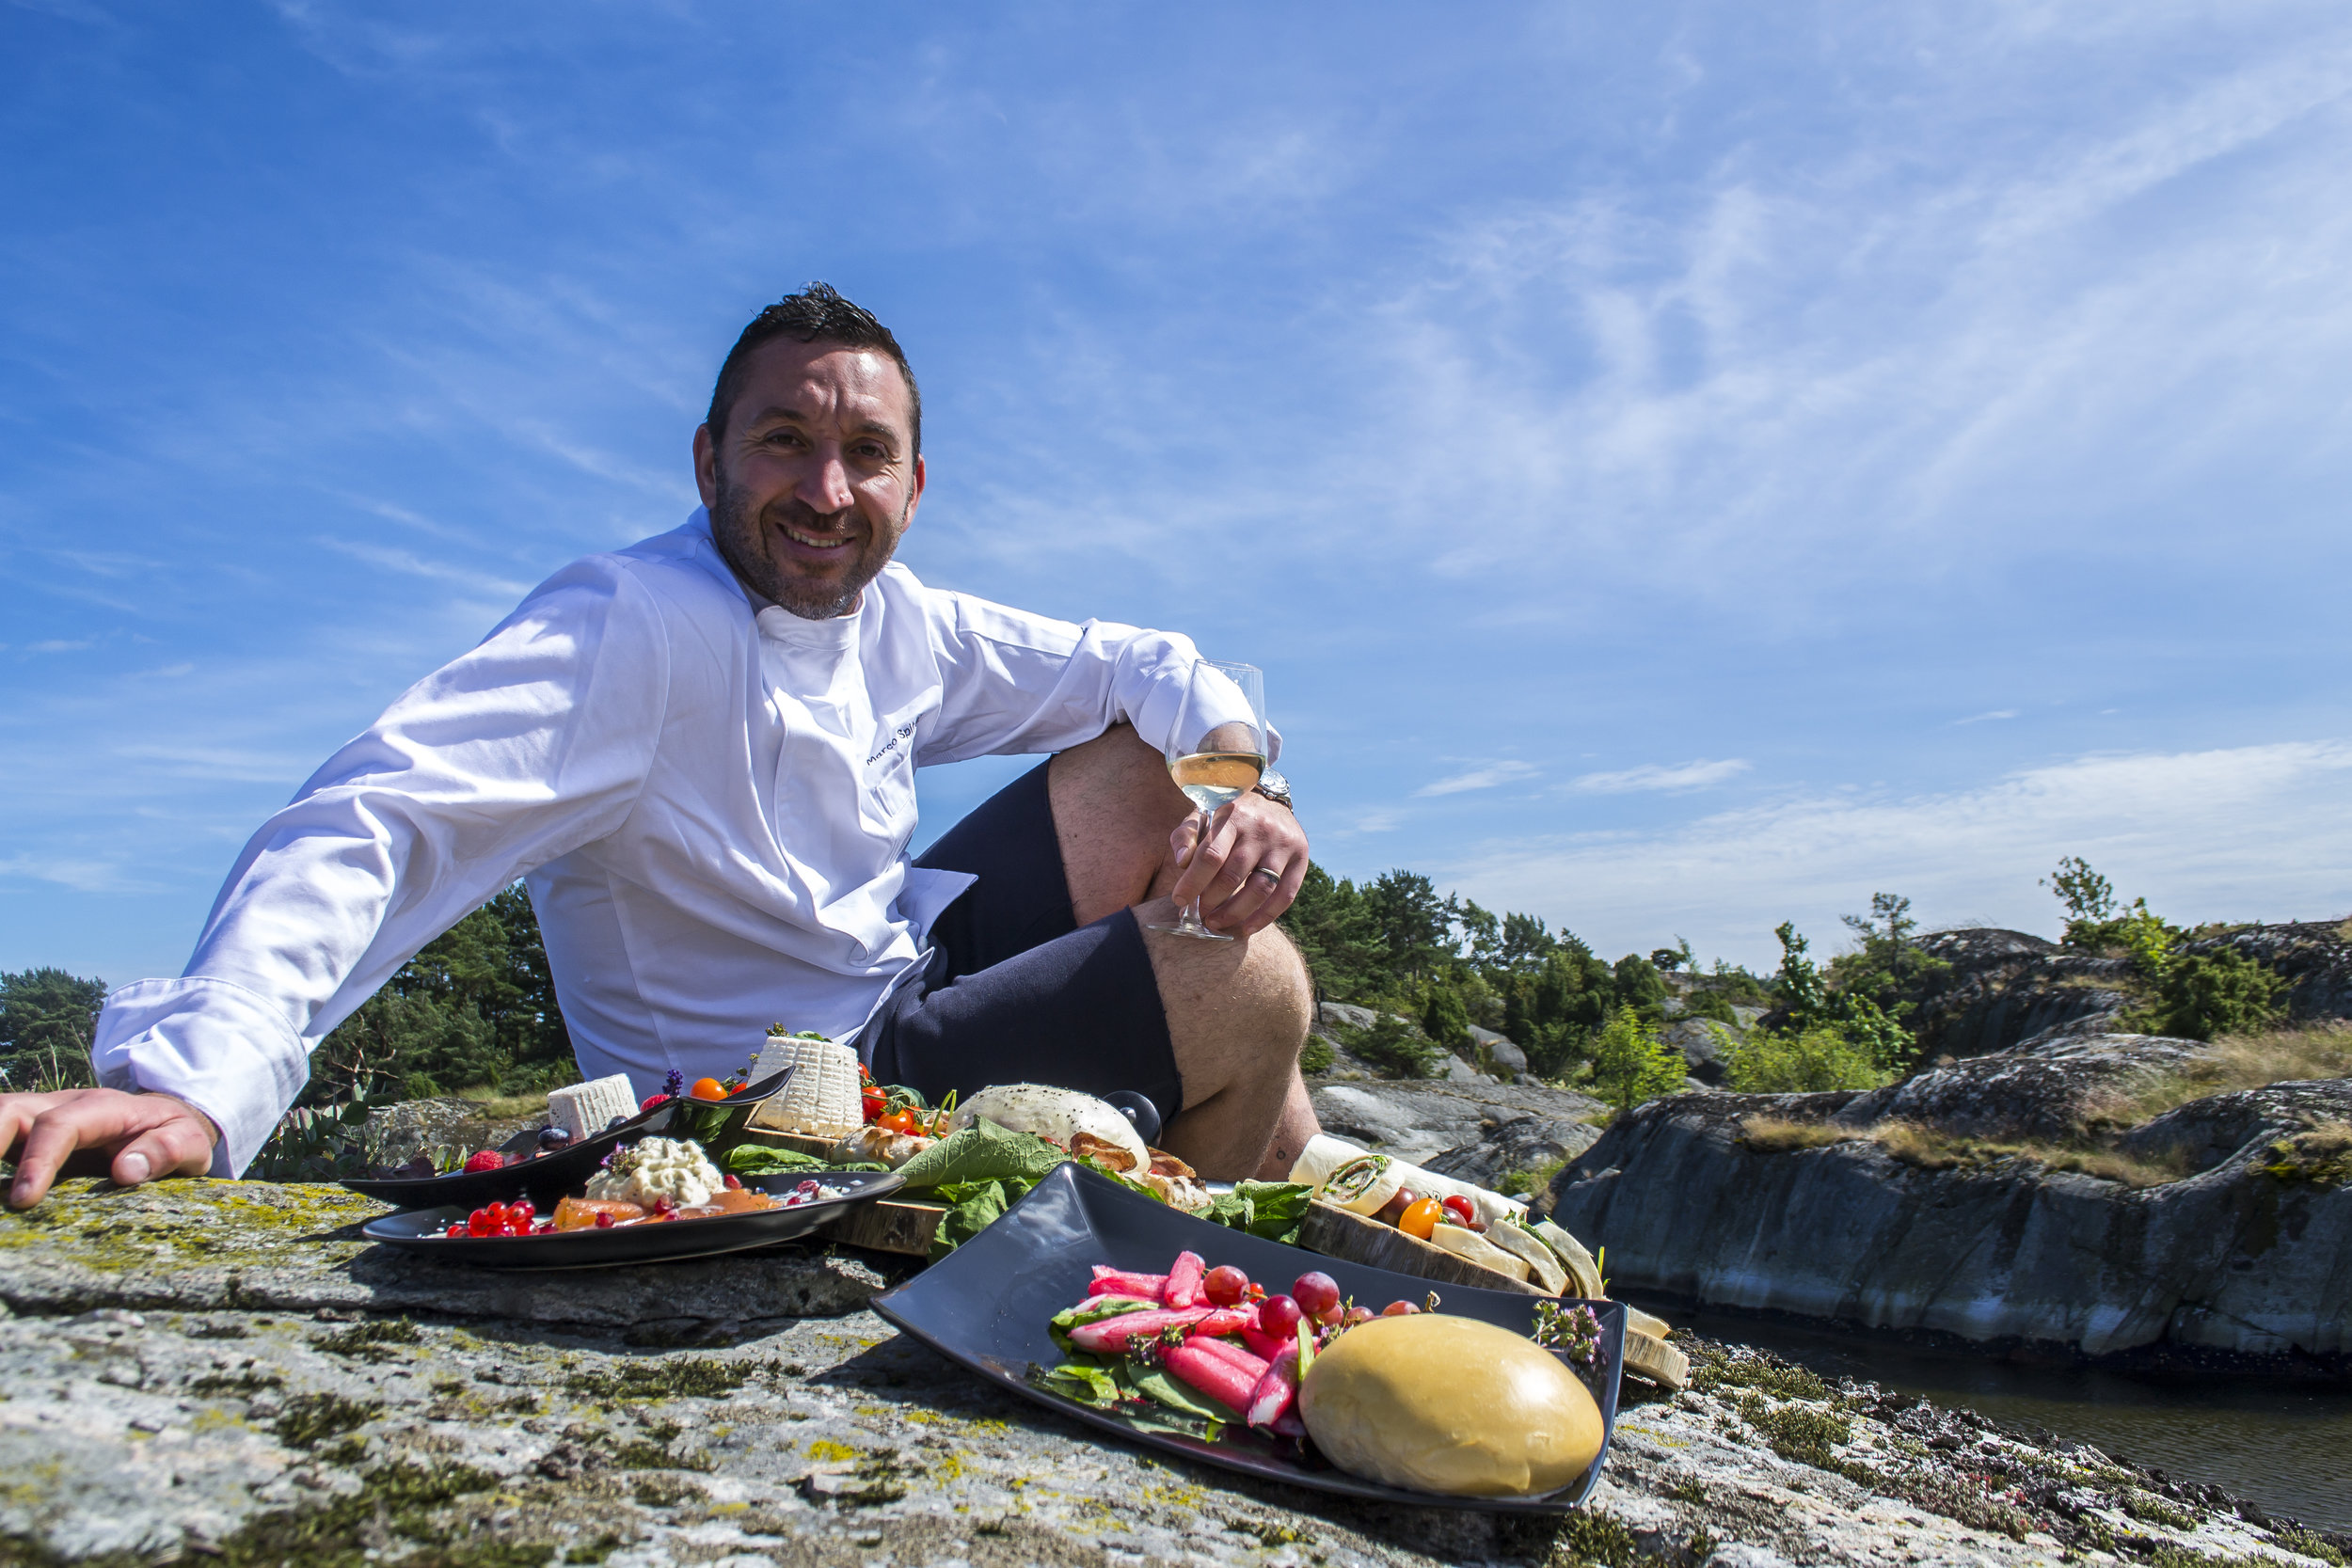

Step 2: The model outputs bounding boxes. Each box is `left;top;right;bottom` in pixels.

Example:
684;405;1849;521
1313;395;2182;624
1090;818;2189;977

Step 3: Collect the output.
2;856;2342;1187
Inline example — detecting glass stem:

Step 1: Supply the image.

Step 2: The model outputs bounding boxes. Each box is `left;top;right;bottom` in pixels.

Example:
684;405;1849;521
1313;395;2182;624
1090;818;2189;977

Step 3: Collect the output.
1185;805;1213;927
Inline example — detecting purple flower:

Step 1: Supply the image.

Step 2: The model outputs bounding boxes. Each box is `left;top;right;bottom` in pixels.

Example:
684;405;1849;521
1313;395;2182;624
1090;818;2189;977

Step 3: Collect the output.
661;1069;684;1100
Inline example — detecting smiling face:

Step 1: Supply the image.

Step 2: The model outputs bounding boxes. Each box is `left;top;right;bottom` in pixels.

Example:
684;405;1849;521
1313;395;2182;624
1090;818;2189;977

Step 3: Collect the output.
694;337;926;619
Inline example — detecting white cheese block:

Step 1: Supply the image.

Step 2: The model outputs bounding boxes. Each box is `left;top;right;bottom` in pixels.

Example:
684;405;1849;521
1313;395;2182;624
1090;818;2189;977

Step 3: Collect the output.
548;1073;639;1140
747;1035;865;1137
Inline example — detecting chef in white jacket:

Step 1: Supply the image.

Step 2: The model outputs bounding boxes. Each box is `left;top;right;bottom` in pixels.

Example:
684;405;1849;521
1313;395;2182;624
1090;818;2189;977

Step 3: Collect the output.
3;284;1319;1206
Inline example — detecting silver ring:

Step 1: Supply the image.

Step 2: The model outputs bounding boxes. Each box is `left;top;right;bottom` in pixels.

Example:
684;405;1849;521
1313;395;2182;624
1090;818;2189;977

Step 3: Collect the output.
1250;866;1282;885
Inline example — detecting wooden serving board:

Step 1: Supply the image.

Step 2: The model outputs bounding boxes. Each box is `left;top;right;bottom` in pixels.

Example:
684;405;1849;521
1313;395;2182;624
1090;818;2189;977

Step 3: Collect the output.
1297;1200;1548;1298
724;1129;945;1257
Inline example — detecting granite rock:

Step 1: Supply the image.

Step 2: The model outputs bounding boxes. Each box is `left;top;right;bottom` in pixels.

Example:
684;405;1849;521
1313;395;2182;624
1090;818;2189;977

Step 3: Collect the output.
5;1177;2344;1567
1310;1079;1604;1170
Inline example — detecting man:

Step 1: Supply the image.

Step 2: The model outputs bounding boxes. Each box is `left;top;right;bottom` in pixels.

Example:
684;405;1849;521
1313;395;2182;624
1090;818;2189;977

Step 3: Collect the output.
2;284;1320;1209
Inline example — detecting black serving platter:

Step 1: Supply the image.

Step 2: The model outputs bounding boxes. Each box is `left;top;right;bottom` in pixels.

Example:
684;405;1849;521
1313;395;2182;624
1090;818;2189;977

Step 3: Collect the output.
869;1163;1625;1513
360;1167;905;1269
339;1068;797;1212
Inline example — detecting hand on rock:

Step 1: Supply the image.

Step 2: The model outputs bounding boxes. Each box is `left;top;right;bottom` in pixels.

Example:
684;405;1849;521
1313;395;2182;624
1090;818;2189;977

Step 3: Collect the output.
1;1088;220;1209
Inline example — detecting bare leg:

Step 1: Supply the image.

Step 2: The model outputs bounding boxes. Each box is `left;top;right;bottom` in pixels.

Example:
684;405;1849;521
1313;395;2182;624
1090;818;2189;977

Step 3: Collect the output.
1049;727;1322;1180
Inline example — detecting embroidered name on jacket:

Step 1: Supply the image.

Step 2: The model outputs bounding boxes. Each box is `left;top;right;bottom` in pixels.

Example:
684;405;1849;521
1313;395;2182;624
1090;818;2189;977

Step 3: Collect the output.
866;721;917;767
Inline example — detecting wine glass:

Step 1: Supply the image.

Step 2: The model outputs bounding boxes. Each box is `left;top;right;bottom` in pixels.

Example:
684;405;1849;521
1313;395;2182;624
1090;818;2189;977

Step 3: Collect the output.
1146;659;1267;942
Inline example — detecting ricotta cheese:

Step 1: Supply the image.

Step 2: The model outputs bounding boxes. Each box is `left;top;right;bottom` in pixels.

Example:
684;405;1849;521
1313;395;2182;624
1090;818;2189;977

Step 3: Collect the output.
585;1136;723;1208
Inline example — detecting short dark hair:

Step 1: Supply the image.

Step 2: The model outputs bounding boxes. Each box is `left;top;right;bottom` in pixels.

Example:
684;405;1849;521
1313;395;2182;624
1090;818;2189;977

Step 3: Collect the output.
705;282;921;458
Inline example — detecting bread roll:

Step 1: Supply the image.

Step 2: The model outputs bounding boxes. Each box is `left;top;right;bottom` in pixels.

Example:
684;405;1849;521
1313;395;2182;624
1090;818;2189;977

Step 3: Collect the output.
1298;1314;1604;1496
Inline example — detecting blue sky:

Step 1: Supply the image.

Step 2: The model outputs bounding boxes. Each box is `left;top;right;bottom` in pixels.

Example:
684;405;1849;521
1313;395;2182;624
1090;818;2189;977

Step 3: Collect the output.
5;0;2350;987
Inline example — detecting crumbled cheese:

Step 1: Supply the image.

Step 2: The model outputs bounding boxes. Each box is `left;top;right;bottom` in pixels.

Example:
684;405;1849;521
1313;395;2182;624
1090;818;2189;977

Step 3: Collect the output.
584;1136;723;1208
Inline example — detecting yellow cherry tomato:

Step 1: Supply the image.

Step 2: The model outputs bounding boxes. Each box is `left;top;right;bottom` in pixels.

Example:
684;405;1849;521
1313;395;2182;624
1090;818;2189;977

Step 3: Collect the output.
1398;1196;1444;1241
688;1077;728;1101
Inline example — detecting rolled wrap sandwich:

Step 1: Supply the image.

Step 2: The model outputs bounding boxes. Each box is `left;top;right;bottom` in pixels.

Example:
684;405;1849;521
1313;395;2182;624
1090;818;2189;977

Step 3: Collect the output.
1290;1133;1525;1227
1317;1151;1409;1216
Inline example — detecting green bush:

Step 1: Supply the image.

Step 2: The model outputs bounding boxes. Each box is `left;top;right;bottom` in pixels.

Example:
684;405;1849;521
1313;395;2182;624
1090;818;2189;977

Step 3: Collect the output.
1297;1033;1336;1076
1682;988;1739;1027
1588;1009;1688;1115
0;967;107;1092
1336;1013;1443;1080
2143;949;2285;1041
1724;1024;1894;1094
309;883;572;1103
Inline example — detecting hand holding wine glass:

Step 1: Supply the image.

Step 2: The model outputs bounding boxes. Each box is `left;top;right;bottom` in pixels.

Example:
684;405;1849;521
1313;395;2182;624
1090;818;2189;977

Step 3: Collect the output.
1149;660;1267;942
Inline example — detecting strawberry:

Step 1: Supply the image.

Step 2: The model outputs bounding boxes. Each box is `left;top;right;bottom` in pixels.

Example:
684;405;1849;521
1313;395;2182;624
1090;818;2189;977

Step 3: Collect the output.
463;1149;504;1173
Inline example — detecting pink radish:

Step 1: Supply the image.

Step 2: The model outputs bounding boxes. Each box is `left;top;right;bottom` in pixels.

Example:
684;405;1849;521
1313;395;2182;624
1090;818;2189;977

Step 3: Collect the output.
1089;1267;1168;1297
1191;1307;1252;1338
1162;1339;1255;1416
1240;1324;1290;1361
1185;1335;1269;1385
1163;1251;1207;1308
1244;1345;1300;1430
1066;1307;1213;1354
1068;1291;1159;1314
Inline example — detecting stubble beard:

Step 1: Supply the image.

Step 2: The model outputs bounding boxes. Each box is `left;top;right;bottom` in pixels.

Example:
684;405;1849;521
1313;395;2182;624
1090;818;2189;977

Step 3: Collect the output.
709;464;906;621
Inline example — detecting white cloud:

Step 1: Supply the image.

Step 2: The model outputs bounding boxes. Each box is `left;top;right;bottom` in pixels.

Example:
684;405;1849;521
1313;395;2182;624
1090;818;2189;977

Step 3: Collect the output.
1571;758;1751;794
1413;761;1538;798
25;640;93;654
1953;710;2019;725
1448;740;2352;970
314;539;532;601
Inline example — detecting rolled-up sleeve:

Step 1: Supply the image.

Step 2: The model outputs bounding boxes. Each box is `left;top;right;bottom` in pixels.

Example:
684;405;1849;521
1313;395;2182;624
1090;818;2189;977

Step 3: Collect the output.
91;558;670;1175
914;590;1279;767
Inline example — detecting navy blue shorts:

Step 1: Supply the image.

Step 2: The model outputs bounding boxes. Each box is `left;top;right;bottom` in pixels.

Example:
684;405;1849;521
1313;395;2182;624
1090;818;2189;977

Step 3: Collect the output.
857;759;1183;1120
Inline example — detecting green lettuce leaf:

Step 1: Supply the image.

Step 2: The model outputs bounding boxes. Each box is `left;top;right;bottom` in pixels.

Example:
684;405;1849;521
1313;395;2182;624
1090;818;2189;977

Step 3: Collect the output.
894;1119;1070;1192
1131;1367;1240;1423
1205;1180;1315;1243
1047;1294;1159;1354
720;1144;825;1176
1036;1360;1122;1409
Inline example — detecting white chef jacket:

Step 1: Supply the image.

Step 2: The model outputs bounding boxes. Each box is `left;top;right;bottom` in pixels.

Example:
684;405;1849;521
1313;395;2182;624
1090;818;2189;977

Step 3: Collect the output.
89;509;1260;1176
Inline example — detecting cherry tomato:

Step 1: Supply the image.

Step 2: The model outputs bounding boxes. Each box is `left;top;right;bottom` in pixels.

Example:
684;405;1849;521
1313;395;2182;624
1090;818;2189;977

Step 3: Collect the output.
1441;1195;1478;1228
862;1085;889;1123
689;1076;728;1101
1202;1265;1249;1307
878;1108;922;1136
1398;1197;1444;1241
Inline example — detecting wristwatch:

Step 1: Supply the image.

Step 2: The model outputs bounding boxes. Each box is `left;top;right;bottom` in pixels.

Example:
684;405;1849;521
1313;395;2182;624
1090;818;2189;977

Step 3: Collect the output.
1253;768;1292;809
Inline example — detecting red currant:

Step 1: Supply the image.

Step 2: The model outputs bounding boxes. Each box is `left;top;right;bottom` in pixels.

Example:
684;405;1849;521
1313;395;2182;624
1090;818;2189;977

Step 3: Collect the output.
445;1223;466;1238
468;1211;493;1237
595;1212;615;1228
723;1174;743;1191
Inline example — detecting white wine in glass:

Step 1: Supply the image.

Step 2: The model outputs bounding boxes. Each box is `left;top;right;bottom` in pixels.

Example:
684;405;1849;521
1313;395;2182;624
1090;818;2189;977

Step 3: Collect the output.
1149;660;1267;942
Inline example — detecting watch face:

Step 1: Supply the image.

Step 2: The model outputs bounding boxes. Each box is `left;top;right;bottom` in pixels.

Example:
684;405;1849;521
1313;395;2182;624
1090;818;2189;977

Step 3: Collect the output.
1259;768;1289;795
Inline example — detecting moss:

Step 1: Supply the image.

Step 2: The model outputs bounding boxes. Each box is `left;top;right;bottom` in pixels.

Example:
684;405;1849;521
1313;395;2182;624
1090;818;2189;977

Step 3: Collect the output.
564;1355;749;1402
1544;1507;1646;1567
189;1368;283;1397
199;1460;500;1568
606;1439;714;1472
564;1536;627;1564
310;1317;424;1362
270;1391;383;1448
2262;1123;2352;1188
2122;1489;2201;1530
628;1473;707;1508
1734;1392;1851;1467
1685;1339;1834;1403
2275;1527;2349;1566
0;1177;389;1279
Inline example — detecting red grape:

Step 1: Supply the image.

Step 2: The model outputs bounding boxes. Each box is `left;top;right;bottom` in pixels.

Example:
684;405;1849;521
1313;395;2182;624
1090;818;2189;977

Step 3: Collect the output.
1292;1272;1342;1319
1203;1265;1249;1307
1343;1306;1374;1327
1258;1293;1304;1340
1380;1300;1420;1316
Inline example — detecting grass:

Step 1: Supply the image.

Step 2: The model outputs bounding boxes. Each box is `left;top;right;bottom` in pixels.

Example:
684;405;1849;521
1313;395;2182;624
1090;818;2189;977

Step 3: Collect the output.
2112;1025;2352;1126
1738;1115;2186;1187
1499;1157;1566;1197
454;1086;557;1120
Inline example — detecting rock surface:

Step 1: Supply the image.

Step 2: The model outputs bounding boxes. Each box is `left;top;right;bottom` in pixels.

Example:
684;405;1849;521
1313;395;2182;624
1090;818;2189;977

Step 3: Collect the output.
1547;1079;2352;1366
1309;1079;1603;1172
7;1175;2347;1568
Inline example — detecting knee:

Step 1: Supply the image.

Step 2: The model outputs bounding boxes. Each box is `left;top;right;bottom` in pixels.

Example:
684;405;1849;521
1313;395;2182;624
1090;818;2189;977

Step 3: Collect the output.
1238;925;1315;1050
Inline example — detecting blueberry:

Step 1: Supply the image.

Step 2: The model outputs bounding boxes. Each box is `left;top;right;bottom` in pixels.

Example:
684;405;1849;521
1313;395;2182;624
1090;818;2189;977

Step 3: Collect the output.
536;1126;574;1151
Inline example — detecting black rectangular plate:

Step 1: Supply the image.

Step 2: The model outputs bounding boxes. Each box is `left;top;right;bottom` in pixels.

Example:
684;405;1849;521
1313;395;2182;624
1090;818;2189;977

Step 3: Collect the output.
339;1067;797;1212
869;1163;1625;1513
359;1168;903;1270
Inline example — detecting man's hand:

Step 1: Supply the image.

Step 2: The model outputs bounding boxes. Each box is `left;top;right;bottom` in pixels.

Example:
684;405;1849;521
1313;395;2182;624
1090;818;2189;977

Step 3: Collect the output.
2;1088;219;1210
1168;792;1310;938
